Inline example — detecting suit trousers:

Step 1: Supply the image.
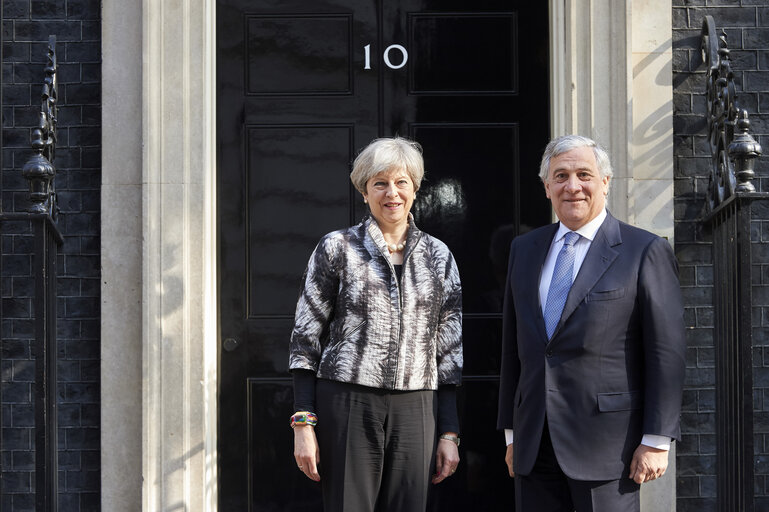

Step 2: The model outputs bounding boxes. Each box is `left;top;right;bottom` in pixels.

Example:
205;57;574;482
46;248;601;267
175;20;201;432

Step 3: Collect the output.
515;422;640;512
315;379;437;512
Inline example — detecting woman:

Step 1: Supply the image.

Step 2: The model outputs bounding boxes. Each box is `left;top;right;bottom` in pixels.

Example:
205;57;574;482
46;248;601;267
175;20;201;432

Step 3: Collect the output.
289;137;463;512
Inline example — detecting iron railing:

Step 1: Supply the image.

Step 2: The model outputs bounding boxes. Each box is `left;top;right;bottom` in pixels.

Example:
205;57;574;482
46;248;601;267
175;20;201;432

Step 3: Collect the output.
700;16;767;512
0;35;61;511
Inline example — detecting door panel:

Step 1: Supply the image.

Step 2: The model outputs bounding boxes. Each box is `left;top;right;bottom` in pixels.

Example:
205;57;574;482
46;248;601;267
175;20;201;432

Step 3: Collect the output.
245;125;353;317
218;0;550;509
409;13;517;94
245;15;354;95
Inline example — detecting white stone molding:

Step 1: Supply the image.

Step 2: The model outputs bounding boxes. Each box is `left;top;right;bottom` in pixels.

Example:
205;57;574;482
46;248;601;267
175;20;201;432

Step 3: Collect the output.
628;0;675;242
101;0;143;509
102;0;217;509
141;0;218;510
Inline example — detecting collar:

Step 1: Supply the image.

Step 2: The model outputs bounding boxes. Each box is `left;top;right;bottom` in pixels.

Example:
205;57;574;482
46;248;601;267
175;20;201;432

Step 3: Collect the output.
363;212;418;234
364;213;422;254
554;208;607;242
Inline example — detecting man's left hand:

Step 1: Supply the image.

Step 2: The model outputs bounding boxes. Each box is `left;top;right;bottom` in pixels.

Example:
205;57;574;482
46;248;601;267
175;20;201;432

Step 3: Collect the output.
629;444;669;484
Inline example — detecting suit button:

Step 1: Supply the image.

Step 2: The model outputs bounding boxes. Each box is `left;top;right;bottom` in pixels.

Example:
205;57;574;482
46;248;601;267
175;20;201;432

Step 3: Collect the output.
546;350;553;357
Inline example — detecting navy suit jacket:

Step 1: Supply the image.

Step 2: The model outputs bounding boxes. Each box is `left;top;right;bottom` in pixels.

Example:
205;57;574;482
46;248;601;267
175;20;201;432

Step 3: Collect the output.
496;212;686;481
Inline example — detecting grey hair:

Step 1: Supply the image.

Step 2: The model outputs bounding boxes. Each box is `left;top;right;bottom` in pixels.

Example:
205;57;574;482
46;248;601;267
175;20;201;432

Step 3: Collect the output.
350;137;425;194
538;135;613;183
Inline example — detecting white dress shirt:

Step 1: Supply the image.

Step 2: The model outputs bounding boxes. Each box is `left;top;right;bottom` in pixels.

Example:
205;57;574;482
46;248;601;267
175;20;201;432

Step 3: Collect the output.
504;209;670;451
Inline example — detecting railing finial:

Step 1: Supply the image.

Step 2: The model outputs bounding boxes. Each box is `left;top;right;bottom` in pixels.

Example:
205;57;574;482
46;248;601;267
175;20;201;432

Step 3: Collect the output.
701;16;762;210
730;110;761;193
21;35;58;218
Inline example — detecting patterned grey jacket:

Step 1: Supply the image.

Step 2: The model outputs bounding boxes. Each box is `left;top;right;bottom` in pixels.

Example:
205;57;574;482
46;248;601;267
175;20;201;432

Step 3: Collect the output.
289;215;463;391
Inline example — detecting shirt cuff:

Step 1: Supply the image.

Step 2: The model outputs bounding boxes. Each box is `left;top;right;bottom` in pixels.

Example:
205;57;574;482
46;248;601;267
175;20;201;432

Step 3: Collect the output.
641;434;671;450
504;429;514;446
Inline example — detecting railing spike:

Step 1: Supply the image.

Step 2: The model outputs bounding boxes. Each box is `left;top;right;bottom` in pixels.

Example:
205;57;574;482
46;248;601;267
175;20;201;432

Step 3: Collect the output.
21;36;58;218
701;17;762;211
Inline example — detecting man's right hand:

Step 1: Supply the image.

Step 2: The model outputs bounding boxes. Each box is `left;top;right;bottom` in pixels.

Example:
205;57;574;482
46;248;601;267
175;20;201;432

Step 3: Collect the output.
505;443;514;477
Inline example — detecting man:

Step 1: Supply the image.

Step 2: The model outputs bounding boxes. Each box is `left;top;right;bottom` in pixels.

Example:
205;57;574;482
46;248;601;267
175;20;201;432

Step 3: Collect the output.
497;135;686;511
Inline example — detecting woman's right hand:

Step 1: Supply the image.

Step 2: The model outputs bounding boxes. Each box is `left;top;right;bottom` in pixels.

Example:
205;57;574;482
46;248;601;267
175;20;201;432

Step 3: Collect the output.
294;426;321;481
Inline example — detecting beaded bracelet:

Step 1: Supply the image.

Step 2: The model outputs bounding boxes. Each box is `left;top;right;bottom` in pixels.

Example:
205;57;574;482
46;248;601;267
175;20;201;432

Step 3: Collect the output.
290;411;318;429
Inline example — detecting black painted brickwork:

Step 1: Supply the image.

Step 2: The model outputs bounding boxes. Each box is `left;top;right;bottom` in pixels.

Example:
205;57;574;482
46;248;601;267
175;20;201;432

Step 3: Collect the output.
1;1;100;511
674;2;769;511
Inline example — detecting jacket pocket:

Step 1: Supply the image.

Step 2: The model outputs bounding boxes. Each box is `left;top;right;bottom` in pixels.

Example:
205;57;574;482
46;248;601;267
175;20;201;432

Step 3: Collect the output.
597;391;642;412
586;288;625;301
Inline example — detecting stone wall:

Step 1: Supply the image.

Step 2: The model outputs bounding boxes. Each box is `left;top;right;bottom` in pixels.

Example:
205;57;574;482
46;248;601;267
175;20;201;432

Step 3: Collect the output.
1;0;100;510
673;2;769;510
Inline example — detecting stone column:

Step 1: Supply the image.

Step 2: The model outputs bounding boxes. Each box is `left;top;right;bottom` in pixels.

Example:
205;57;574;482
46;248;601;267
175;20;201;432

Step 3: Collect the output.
102;0;218;510
550;0;674;245
629;0;675;243
101;0;143;509
550;0;632;221
141;0;218;509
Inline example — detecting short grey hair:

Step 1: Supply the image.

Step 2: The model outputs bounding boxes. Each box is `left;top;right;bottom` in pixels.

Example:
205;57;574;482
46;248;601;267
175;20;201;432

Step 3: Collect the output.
538;135;613;183
350;137;425;194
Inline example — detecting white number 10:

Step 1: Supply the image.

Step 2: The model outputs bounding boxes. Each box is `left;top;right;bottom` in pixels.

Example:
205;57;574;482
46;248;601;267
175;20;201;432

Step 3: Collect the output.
364;44;408;70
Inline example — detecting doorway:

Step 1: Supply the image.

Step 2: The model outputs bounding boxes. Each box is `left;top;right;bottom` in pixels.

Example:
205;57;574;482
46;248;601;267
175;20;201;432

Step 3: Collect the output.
217;0;551;509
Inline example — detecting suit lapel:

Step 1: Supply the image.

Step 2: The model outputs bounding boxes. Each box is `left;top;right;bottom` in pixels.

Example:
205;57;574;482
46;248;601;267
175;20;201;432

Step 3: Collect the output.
550;213;621;341
528;224;558;340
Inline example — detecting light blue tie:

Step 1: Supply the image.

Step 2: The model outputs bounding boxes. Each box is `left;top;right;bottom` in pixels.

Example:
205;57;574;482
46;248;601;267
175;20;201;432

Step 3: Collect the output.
544;231;579;339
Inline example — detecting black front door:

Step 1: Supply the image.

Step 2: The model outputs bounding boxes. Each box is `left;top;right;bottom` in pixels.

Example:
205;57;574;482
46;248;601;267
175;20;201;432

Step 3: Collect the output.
217;1;550;509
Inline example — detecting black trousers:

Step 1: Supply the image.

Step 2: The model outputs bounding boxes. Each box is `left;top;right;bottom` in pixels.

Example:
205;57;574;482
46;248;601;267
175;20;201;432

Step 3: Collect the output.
315;379;437;512
515;422;640;512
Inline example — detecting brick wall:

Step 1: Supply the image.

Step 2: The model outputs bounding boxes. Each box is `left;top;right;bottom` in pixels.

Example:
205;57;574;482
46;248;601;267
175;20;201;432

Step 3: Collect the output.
1;1;100;511
673;2;769;511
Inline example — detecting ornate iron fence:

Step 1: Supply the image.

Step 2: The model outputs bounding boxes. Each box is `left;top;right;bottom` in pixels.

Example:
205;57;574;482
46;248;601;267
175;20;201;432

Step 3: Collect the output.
0;36;61;511
700;16;767;512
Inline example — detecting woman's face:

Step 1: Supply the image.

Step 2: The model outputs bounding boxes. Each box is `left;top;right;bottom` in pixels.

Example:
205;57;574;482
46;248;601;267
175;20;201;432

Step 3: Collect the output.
364;168;415;230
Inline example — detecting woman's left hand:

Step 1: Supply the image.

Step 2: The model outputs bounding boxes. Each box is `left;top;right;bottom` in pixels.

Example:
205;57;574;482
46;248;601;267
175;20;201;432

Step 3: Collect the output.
431;434;460;484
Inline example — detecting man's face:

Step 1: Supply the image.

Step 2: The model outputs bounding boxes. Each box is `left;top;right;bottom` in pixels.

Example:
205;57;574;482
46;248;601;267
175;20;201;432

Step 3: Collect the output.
544;146;610;231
